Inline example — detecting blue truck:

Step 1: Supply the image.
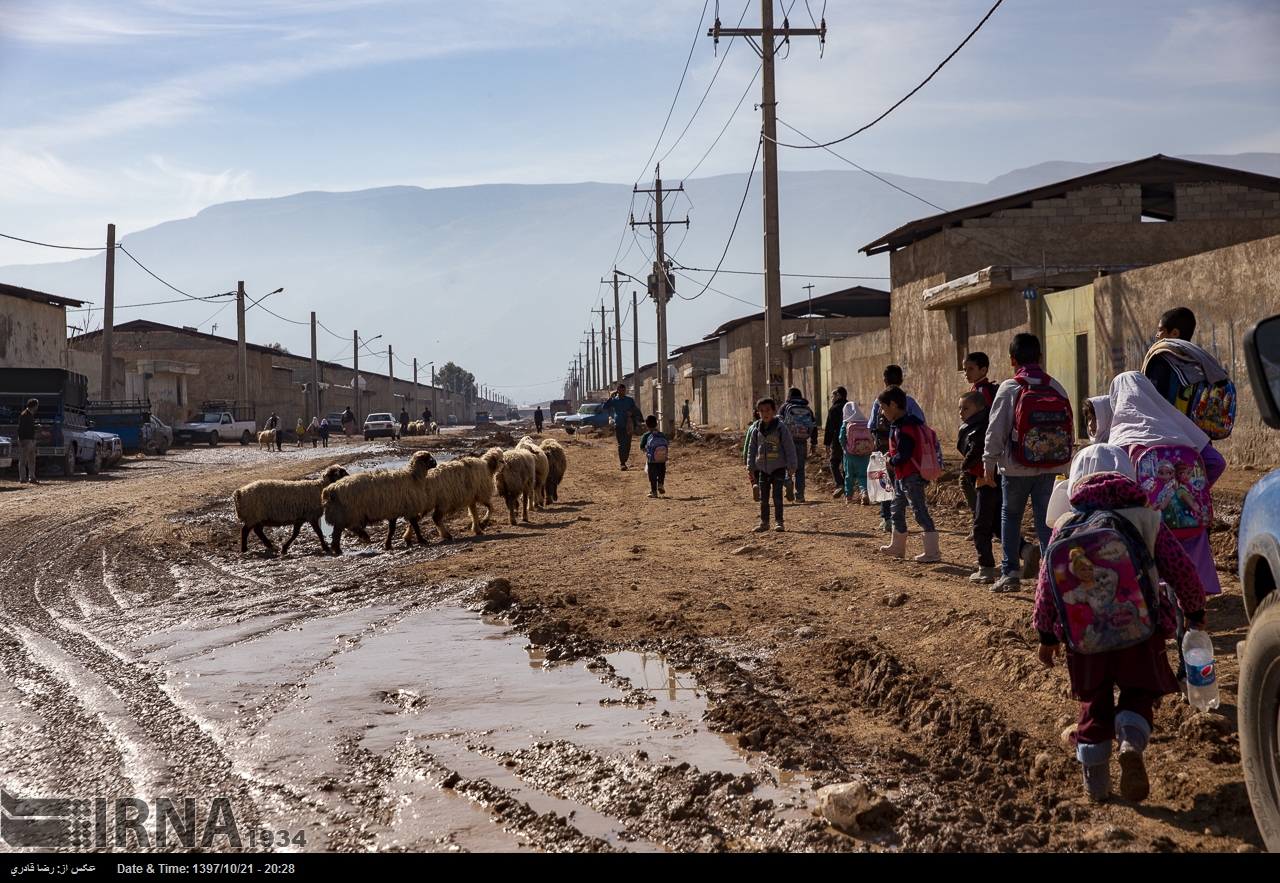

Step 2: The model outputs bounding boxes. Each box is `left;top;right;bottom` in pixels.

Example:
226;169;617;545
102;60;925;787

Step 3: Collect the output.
0;368;106;476
86;400;157;452
1239;313;1280;851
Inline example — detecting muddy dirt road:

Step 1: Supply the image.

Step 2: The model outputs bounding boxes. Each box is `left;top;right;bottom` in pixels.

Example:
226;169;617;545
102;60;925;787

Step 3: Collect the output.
0;428;1266;852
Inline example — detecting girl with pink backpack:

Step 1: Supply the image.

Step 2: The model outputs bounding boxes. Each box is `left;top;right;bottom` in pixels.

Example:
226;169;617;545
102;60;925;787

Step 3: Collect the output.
837;401;874;504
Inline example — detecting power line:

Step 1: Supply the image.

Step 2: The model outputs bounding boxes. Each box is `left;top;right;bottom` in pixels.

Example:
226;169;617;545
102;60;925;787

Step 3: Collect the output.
771;0;1004;149
634;0;711;183
670;269;758;307
0;231;108;251
116;244;218;301
685;62;761;180
66;293;233;312
672;262;887;280
675;135;762;301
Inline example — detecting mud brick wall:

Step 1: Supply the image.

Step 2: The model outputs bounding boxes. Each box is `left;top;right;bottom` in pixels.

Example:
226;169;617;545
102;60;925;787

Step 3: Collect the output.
827;328;893;412
0;294;69;372
962;185;1142;227
1177;183;1280;221
1094;233;1280;467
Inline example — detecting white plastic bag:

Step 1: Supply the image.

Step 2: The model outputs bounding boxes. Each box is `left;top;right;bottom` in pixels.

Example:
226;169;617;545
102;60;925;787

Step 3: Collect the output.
1045;476;1071;525
866;452;895;503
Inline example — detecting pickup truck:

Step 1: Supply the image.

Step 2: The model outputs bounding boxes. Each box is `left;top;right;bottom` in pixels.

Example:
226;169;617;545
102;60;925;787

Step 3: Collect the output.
0;369;105;476
86;400;155;451
560;403;611;435
1238;313;1280;851
175;410;257;446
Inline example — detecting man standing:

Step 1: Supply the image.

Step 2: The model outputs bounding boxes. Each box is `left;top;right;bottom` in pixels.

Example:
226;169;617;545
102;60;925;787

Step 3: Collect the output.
534;405;544;433
399;407;410;437
778;387;818;503
17;398;38;485
266;412;282;451
600;383;637;470
822;386;849;498
680;400;692;429
342;406;356;438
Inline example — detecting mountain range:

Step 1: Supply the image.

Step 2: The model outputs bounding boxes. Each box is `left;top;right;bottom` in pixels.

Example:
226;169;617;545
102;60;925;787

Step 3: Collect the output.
4;152;1278;402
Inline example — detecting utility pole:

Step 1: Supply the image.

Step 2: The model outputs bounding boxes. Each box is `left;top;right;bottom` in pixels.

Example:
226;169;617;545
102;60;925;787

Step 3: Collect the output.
353;331;360;425
599;303;609;389
413;358;418;415
237;281;248;404
589;327;596;393
632;291;639;386
632;165;688;434
613;273;624;387
430;364;436;417
709;6;825;402
101;224;116;401
310;311;318;423
387;345;394;414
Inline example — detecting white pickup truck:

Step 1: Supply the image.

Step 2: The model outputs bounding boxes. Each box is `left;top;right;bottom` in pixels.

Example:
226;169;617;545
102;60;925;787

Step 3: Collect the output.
174;410;257;446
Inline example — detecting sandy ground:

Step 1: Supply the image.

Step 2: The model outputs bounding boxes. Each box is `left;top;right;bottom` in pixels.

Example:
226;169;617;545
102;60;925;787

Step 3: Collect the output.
0;426;1267;852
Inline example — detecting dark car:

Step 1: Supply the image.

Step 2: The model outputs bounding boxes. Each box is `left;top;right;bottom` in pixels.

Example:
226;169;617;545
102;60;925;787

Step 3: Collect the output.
1238;312;1280;851
560;403;610;435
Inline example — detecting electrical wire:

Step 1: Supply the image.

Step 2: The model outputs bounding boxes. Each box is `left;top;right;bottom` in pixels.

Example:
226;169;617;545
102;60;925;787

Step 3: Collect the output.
670;269;758;307
634;0;711;183
685;63;761;180
771;0;1004;149
66;293;234;312
116;245;220;301
0;232;108;251
672;263;887;280
675;136;762;301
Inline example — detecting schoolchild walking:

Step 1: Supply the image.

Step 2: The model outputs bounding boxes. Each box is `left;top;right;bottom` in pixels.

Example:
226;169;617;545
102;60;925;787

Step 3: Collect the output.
1035;444;1206;802
746;398;797;533
866;365;924;532
961;351;999;519
836;401;873;504
958;390;1000;583
639;415;669;498
778;388;817;502
982;333;1074;593
743;408;761;501
876;386;941;563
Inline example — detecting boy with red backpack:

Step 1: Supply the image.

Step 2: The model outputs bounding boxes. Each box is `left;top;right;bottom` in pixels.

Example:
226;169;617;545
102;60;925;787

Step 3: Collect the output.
876;386;942;563
982;333;1074;594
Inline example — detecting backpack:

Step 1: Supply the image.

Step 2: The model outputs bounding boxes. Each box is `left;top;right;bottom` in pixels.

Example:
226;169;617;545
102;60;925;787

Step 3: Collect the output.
1175;379;1236;440
627;406;645;436
1045;509;1161;655
844;424;873;457
646;432;669;463
909;424;945;480
1130;444;1213;537
873;412;892;453
865;452;895;502
781;401;815;441
1011;377;1074;468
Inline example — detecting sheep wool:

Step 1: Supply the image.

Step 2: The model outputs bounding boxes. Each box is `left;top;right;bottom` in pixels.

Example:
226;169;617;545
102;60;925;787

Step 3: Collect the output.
517;436;550;507
232;464;350;555
321;450;437;554
495;447;538;525
540;438;568;503
402;448;503;544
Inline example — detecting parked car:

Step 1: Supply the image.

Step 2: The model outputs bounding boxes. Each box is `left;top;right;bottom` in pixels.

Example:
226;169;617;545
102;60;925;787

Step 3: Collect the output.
553;411;569;425
560;403;610;435
149;415;173;454
86;430;124;468
363;412;399;440
0;435;11;471
175;403;256;447
475;409;491;424
0;369;102;476
446;414;458;425
1238;312;1280;851
86;401;155;452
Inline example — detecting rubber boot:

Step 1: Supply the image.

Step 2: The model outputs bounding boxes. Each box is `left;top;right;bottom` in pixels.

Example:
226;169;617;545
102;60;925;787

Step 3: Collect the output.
878;530;907;558
1076;741;1112;803
915;531;941;563
1116;711;1151;802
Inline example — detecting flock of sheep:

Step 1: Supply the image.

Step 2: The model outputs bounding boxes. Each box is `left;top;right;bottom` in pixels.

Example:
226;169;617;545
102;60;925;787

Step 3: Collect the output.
231;436;568;556
403;420;438;436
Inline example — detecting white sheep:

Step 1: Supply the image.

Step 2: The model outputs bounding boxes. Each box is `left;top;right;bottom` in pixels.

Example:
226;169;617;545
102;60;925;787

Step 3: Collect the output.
402;447;504;545
540;438;568;503
517;436;550;507
257;430;275;449
321;450;437;554
495;447;537;525
232;464;350;555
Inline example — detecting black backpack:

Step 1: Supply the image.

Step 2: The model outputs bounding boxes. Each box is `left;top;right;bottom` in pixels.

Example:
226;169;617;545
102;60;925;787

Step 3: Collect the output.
873;412;892;454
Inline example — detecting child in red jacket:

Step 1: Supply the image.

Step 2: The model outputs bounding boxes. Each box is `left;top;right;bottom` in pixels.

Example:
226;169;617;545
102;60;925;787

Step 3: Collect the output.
875;386;940;563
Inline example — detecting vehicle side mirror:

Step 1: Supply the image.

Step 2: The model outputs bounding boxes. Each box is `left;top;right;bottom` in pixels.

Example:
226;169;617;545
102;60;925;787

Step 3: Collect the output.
1244;313;1280;430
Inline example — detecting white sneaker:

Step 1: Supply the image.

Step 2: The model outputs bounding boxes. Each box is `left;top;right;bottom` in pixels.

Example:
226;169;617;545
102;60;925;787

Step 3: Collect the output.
990;574;1021;594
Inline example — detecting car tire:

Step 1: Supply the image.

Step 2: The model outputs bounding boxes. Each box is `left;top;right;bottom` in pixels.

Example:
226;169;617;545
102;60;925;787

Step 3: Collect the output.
85;446;103;475
157;440;169;455
209;431;219;447
1241;588;1280;852
63;446;76;476
241;430;252;445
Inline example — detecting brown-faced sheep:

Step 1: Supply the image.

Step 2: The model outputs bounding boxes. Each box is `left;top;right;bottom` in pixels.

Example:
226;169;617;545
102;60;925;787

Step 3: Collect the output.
517;436;549;507
495;447;537;525
321;450;437;554
257;430;275;449
232;464;350;555
540;438;567;503
402;447;503;544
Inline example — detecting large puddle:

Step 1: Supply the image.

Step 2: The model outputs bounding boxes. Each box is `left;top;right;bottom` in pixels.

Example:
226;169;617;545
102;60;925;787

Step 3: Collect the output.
136;600;810;851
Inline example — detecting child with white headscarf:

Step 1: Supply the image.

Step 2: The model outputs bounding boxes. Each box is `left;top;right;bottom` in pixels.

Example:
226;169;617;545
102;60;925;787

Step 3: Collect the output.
837;401;872;504
1034;443;1206;803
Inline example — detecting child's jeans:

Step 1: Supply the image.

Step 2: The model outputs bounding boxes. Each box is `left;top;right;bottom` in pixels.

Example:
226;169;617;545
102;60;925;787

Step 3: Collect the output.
973;477;1002;568
757;468;787;524
842;453;870;497
648;461;667;494
891;472;935;533
1000;472;1055;576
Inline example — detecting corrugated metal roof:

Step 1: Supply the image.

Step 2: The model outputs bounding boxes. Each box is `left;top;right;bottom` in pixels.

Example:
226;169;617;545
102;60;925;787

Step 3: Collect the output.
860;154;1280;256
701;285;889;340
0;282;85;308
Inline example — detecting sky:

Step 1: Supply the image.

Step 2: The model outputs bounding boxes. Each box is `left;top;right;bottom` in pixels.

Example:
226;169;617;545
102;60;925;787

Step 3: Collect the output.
0;0;1278;400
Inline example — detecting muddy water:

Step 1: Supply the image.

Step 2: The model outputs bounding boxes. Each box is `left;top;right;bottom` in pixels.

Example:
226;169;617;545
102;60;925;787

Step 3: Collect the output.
138;600;809;851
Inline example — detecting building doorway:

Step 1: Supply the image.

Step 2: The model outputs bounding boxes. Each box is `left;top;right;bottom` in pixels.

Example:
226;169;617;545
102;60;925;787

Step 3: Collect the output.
1042;284;1096;440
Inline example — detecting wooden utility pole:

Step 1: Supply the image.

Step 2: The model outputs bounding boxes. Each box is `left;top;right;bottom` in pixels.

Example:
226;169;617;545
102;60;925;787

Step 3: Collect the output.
632;291;639;386
613;273;624;386
632;165;687;434
352;331;360;425
599;304;609;389
387;346;394;414
709;6;824;402
237;281;247;404
310;311;318;422
413;358;418;415
588;327;596;393
101;224;116;401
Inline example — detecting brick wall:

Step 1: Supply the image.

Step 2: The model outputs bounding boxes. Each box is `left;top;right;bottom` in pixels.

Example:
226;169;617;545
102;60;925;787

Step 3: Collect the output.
963;185;1143;227
1176;183;1280;221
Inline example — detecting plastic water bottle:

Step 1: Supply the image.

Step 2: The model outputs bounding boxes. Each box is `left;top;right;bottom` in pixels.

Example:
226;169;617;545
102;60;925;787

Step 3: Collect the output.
1182;629;1220;712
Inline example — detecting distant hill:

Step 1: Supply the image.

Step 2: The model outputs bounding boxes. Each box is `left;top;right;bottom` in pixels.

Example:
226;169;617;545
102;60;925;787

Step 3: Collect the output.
3;152;1275;401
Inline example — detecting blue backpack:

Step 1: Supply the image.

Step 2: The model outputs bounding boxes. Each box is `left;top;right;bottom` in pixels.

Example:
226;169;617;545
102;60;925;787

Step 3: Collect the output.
645;431;669;463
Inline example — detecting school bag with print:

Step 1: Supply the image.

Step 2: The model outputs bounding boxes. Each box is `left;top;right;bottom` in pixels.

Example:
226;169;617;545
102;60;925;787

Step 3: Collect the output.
908;423;945;480
781;401;815;441
865;452;895;503
844;423;873;457
1174;379;1237;440
1045;509;1160;655
1011;377;1074;468
1130;444;1213;537
646;432;669;463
